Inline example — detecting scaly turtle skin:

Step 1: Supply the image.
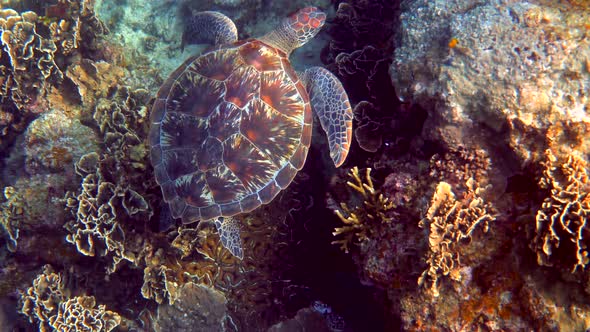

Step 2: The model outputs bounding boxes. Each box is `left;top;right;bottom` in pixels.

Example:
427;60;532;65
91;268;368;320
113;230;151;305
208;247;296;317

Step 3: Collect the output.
150;7;353;259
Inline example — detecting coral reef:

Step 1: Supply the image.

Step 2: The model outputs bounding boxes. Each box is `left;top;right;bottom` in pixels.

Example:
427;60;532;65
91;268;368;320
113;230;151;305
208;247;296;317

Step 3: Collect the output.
50;296;121;332
268;301;348;332
0;1;107;151
391;0;590;166
63;86;154;273
19;265;121;332
331;166;394;253
3;0;590;331
531;149;590;273
153;281;234;332
19;265;64;331
0;186;23;251
322;0;407;158
23;108;97;175
418;178;496;297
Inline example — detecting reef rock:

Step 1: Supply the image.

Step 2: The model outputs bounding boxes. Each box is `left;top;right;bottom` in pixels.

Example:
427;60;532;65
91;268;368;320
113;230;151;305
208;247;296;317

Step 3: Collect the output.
153;282;235;332
390;0;590;166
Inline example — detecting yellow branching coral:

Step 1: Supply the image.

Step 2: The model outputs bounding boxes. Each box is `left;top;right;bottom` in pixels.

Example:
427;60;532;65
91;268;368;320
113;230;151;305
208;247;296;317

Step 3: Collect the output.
332;167;395;253
418;178;495;297
532;149;590;273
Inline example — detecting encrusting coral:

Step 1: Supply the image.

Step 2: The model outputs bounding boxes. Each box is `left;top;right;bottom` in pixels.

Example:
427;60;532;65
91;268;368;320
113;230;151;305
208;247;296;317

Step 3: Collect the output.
332;166;395;253
531;149;590;273
418;178;496;297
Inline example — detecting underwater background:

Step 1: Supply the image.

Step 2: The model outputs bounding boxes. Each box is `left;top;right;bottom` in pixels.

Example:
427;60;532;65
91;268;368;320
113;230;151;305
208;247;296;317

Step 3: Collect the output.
0;0;589;331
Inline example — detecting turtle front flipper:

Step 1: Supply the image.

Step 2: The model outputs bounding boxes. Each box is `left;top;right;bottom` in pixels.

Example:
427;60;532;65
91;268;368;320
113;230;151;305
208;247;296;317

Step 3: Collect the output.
181;11;238;51
213;217;243;259
301;67;353;167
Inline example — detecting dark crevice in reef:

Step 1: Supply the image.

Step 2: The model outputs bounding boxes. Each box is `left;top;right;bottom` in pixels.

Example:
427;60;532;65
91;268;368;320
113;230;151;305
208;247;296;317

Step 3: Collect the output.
288;142;388;331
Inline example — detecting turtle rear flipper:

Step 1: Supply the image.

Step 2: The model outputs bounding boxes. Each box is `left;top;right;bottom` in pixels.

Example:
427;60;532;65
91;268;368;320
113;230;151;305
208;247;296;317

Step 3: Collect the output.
214;217;243;259
181;11;238;51
301;67;353;167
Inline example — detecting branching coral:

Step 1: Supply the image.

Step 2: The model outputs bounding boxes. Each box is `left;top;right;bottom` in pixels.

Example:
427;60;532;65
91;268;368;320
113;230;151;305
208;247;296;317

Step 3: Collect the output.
531;149;590;273
332;167;395;253
19;265;121;332
418;178;496;297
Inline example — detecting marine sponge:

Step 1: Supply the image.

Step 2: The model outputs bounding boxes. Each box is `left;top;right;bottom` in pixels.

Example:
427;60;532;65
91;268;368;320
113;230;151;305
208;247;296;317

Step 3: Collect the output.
332;167;395;253
531;149;590;273
418;178;495;297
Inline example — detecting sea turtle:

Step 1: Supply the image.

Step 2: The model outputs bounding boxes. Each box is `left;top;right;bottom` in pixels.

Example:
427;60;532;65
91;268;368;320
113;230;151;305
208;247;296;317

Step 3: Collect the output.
149;7;353;259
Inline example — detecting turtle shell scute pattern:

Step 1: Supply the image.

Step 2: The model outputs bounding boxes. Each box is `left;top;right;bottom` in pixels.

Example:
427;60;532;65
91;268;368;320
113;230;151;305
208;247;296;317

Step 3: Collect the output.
150;40;312;222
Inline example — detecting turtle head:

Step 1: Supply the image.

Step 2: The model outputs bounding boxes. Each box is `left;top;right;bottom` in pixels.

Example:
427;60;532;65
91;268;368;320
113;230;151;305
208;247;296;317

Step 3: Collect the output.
260;7;326;55
285;7;326;46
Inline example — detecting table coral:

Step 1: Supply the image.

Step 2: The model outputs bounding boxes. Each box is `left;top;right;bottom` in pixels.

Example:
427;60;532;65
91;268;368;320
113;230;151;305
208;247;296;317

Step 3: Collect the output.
332;166;395;253
531;149;590;273
418;178;496;297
